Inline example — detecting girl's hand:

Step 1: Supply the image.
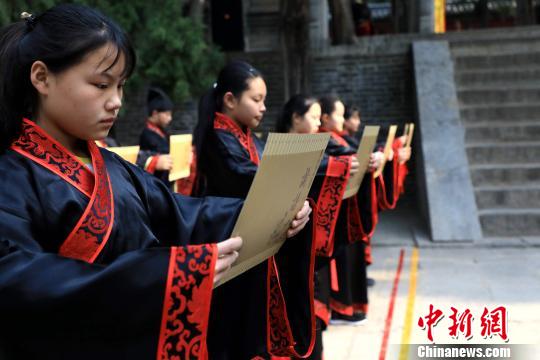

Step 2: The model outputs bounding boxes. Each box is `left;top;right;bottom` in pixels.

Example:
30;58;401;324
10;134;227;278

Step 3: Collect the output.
369;151;384;171
156;154;173;171
349;156;360;175
387;148;394;161
398;135;407;146
214;236;243;284
398;147;411;164
287;201;312;238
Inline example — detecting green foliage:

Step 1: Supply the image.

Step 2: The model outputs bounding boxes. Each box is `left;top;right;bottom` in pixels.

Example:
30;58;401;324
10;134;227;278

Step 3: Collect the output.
0;0;224;103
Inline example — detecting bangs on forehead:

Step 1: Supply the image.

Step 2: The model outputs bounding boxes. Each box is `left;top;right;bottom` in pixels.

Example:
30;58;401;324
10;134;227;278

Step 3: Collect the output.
96;42;135;79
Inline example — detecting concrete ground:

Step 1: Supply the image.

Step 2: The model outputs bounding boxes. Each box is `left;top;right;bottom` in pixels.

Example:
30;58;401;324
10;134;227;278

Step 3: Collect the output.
322;210;540;360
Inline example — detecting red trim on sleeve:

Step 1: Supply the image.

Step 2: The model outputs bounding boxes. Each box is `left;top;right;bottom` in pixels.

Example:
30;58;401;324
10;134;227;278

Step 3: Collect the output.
157;244;217;360
267;198;317;358
346;196;363;244
267;257;295;356
146;155;159;174
314;155;351;257
175;147;197;195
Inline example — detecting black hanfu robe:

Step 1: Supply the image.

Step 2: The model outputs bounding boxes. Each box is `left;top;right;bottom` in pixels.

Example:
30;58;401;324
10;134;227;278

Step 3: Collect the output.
137;121;171;187
194;112;316;360
0;119;243;360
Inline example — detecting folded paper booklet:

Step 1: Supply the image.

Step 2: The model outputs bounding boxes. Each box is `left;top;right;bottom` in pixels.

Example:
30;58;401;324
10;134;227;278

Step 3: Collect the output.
216;132;330;286
169;134;192;182
343;126;380;199
107;146;140;164
373;125;398;178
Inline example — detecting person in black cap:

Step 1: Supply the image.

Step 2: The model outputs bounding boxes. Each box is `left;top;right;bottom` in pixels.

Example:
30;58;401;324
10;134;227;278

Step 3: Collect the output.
137;86;175;186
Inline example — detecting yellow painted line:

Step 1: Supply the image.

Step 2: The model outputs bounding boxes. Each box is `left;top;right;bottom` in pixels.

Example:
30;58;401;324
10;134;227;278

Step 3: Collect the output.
399;247;419;360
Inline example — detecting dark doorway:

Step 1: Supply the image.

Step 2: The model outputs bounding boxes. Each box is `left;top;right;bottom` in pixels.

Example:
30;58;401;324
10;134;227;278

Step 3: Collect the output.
210;0;245;51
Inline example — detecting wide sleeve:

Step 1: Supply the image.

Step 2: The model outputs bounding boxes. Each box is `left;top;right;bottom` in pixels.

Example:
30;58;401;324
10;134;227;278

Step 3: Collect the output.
215;130;259;177
133;160;243;247
0;204;217;360
312;155;352;257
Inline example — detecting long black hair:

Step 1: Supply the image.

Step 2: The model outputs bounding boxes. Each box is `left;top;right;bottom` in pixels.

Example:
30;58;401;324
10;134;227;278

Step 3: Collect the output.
344;104;360;120
0;3;136;153
275;94;318;133
319;94;340;117
193;60;263;185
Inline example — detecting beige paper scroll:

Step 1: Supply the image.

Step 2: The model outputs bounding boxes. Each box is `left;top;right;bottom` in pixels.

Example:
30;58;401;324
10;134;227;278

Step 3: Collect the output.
406;123;415;148
169;134;192;181
343;126;380;199
373;125;398;178
403;123;410;138
107;146;140;164
216;132;330;286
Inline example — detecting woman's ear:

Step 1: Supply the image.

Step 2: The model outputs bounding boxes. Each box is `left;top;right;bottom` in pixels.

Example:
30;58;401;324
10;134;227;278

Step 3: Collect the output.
223;92;238;111
30;61;51;96
320;113;329;126
292;112;302;126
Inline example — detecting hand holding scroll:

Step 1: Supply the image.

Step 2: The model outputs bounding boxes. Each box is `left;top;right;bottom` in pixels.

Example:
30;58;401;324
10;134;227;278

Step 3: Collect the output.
369;151;384;172
349;156;360;175
156;154;173;171
398;146;411;164
286;200;312;238
214;236;243;284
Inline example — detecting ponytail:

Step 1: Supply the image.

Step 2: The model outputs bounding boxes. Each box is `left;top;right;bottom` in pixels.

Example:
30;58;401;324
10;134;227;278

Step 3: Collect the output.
193;87;219;183
193;60;263;191
0;22;32;152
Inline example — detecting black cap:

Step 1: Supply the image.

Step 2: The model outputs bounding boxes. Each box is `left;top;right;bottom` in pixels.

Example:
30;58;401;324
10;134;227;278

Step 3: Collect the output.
147;87;174;116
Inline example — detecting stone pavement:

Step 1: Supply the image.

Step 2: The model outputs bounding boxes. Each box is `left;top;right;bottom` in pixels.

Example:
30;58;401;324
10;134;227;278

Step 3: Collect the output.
322;211;540;360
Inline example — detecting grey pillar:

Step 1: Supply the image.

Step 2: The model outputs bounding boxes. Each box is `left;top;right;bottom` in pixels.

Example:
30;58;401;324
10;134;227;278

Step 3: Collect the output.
413;41;483;242
418;0;435;34
309;0;330;50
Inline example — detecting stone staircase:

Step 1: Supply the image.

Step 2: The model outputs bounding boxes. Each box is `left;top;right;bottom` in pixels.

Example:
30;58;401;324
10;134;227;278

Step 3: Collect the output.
450;28;540;237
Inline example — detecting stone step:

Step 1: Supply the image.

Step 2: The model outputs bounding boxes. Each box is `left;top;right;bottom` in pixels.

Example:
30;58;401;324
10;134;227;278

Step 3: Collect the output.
455;67;540;87
466;142;540;164
479;209;540;237
470;163;540;187
453;52;540;70
460;103;540;122
458;87;540;105
451;39;540;57
475;185;540;209
465;122;540;142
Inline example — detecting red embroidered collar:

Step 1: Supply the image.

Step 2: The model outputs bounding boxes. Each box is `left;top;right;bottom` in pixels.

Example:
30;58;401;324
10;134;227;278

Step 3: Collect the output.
318;127;349;147
11;118;115;263
146;121;167;138
214;112;260;165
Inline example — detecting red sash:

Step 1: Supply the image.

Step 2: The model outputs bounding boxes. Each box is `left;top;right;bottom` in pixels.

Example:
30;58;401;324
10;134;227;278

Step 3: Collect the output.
11;119;114;263
214;112;260;165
